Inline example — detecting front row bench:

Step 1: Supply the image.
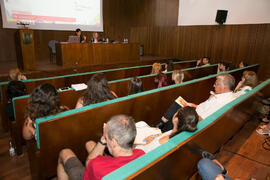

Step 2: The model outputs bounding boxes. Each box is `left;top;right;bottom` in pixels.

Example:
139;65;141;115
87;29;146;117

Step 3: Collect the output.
103;78;270;180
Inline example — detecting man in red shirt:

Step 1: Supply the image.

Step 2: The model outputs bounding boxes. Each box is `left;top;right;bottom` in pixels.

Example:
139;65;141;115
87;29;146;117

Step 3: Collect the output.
57;114;145;180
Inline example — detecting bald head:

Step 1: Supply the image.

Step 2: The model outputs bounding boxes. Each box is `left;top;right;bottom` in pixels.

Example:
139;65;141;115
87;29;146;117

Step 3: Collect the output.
214;74;235;94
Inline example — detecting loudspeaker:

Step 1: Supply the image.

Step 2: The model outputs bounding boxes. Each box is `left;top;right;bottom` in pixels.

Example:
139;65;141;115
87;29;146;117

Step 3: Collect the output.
215;10;228;25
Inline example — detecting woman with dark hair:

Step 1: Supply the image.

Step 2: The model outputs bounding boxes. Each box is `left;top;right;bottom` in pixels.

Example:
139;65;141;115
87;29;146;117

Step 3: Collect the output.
23;83;67;140
128;77;143;95
76;73;117;108
5;80;26;121
163;60;174;72
154;72;168;88
135;107;199;153
217;62;230;73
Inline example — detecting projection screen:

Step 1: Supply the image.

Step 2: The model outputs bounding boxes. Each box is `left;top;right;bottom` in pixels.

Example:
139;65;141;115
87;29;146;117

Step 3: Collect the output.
0;0;103;31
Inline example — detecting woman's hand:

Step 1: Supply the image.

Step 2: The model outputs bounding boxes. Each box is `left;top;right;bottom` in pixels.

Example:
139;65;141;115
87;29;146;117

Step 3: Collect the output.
187;102;197;108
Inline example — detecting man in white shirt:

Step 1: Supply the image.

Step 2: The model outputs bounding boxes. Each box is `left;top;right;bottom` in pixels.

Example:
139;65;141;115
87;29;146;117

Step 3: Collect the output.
192;74;236;119
158;74;236;132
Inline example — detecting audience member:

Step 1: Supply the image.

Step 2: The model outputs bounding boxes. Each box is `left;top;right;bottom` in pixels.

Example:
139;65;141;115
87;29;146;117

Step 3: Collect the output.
172;70;184;84
163;60;174;72
23;83;67;140
217;62;230;73
151;63;162;74
197;57;211;67
239;61;248;68
128;77;143;95
9;68;27;81
154;72;168;88
157;74;236;132
135;107;198;153
257;119;270;135
256;97;270;134
234;71;258;97
75;28;87;43
57;114;145;180
5;80;26;121
75;73;117;108
197;158;232;180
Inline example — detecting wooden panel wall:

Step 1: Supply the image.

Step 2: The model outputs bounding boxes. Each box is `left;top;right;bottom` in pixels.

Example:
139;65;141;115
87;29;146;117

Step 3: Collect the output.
0;0;269;79
126;0;270;80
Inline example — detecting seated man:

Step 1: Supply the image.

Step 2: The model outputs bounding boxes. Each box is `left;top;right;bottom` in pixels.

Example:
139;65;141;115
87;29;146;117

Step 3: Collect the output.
75;28;87;43
158;74;236;132
196;57;211;67
57;115;145;180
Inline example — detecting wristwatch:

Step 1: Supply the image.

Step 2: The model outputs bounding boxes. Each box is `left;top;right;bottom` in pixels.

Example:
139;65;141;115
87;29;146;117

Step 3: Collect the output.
99;140;107;146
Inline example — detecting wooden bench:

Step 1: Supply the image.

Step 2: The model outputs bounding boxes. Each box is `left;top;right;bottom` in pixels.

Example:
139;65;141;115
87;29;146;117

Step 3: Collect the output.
0;58;175;82
12;65;218;155
27;65;258;179
0;60;197;131
104;78;270;180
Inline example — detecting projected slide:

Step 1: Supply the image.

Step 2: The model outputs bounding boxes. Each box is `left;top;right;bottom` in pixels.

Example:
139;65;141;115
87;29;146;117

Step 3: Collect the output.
1;0;103;31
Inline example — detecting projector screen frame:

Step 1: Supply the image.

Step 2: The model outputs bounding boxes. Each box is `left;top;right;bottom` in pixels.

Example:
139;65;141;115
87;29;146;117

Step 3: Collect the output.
0;0;104;32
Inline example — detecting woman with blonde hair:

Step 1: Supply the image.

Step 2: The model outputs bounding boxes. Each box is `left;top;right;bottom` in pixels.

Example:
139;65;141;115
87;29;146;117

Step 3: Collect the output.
9;69;27;81
151;63;162;74
234;71;258;96
172;70;184;84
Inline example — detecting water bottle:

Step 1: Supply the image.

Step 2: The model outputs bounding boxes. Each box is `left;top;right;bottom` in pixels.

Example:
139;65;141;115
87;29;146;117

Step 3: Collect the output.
9;140;15;157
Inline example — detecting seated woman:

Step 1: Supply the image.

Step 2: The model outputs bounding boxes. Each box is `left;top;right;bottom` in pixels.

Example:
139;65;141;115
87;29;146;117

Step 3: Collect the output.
135;107;199;153
172;70;184;84
23;83;67;140
5;80;26;121
128;77;143;95
151;62;162;74
76;73;117;108
154;72;168;88
163;60;174;72
234;71;258;97
9;68;27;81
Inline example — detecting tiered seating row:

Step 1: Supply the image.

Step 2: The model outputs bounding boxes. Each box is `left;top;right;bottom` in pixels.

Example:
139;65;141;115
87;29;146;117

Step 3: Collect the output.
26;64;258;179
0;59;176;82
0;60;197;131
12;64;218;155
104;78;270;180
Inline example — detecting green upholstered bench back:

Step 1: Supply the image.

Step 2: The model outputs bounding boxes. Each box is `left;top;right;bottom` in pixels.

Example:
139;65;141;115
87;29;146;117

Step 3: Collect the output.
103;78;269;180
35;64;259;149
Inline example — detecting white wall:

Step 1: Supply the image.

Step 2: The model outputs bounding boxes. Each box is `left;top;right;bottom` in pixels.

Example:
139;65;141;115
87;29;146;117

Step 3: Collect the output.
178;0;270;26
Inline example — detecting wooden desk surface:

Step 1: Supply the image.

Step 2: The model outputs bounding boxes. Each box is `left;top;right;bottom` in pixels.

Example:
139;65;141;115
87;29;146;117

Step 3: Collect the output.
56;43;140;67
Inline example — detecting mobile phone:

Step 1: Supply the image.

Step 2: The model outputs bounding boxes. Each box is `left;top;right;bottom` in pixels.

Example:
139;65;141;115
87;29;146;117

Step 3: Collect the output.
59;87;70;91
